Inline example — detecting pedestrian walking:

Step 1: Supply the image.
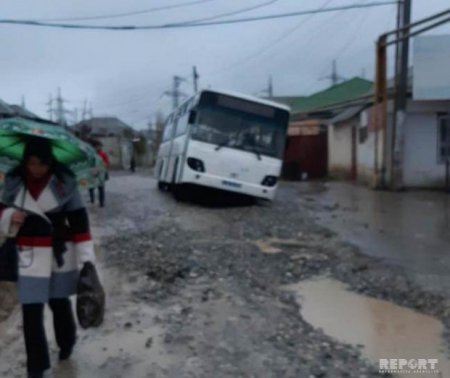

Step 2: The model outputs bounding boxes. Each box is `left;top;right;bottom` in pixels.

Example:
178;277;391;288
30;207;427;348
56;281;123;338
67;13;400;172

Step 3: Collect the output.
0;137;97;377
130;155;136;173
89;141;109;207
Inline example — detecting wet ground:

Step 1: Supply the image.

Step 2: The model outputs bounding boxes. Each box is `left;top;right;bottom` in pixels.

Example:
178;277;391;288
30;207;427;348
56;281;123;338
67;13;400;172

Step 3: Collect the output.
298;181;450;296
286;277;450;377
0;171;449;377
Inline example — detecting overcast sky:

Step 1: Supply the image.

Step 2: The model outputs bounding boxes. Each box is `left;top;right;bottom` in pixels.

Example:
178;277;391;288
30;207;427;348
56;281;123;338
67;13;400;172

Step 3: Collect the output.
0;0;449;129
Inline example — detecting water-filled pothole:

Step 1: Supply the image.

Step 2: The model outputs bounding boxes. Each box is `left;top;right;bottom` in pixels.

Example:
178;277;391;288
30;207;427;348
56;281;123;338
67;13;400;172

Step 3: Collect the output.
285;277;450;377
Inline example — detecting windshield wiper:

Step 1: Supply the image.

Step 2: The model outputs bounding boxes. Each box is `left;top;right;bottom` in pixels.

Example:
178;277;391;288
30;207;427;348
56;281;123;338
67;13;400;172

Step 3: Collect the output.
215;139;262;160
215;139;232;151
248;146;262;161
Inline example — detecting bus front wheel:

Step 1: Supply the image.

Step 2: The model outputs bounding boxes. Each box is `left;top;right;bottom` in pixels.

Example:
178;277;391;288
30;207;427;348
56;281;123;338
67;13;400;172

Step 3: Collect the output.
173;184;187;201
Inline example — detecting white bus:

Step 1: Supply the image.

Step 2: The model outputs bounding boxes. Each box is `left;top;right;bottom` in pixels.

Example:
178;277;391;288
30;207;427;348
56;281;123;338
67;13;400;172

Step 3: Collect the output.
155;89;290;200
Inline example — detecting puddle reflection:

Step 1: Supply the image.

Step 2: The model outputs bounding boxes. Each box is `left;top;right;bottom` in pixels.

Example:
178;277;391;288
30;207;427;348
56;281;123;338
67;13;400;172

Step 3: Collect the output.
286;277;450;377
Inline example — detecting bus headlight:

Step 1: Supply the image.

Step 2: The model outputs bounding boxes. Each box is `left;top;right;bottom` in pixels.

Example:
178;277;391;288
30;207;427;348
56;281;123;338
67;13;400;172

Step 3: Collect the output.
261;175;277;187
187;157;205;172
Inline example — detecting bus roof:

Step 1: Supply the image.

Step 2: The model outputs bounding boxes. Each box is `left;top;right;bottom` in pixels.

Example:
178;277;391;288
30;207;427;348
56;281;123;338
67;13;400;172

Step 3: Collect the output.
199;88;291;113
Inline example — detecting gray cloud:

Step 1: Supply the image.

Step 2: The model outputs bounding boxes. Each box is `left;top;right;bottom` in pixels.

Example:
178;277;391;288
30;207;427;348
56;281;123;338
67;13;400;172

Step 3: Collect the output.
0;0;449;129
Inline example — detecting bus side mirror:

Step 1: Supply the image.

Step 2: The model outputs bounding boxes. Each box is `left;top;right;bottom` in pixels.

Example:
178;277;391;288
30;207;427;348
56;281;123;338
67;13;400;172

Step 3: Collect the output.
188;110;197;124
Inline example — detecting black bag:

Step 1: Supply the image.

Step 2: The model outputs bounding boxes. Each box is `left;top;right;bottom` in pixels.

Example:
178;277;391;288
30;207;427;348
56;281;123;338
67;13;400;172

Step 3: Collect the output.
76;262;105;328
0;238;18;282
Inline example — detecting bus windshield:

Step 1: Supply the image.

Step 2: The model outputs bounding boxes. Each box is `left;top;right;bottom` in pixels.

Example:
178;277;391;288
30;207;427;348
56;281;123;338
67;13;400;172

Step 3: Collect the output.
191;106;288;158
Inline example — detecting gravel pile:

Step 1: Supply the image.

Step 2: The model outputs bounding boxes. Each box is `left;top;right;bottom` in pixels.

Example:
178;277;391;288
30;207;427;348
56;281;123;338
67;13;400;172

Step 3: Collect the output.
97;182;450;376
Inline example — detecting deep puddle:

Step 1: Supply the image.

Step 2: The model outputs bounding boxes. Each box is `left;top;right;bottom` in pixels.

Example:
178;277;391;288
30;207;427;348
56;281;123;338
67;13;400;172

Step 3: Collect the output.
286;277;450;377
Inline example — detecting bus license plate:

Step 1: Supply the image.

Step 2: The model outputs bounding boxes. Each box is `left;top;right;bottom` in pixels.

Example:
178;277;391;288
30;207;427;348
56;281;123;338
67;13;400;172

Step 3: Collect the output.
222;180;242;188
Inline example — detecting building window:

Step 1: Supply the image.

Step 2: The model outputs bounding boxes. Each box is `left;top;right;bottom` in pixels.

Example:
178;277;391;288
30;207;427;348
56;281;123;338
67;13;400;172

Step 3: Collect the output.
359;126;368;144
438;114;450;163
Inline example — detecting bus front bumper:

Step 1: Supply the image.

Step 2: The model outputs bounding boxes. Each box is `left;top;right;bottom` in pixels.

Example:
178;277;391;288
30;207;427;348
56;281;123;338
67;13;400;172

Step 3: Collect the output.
182;171;278;200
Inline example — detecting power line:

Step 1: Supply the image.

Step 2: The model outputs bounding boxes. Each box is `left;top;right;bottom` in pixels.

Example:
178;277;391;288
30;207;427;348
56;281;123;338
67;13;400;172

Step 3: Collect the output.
206;0;336;78
302;0;392;93
172;0;281;25
164;76;189;110
77;79;171;111
93;90;171;122
0;2;399;30
208;0;364;90
38;0;216;22
82;1;389;115
28;3;396;121
257;6;368;95
333;0;374;61
93;90;166;111
91;8;360;116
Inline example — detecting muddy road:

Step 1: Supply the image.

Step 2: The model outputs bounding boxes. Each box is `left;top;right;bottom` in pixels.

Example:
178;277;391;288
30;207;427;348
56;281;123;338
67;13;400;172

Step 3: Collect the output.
0;171;449;377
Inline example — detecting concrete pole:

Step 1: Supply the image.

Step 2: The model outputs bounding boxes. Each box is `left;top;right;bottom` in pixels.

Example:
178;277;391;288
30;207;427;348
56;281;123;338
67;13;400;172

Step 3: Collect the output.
82;98;88;121
193;66;199;93
56;87;67;126
391;0;411;190
173;76;181;109
331;60;338;86
374;35;388;188
268;75;273;97
47;94;53;121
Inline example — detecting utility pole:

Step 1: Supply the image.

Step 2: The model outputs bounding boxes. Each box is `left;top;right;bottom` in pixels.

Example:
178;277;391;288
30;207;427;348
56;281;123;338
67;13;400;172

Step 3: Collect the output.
164;75;187;110
21;95;26;109
320;60;346;87
88;102;94;119
391;0;412;190
81;98;88;121
72;108;78;125
257;75;274;98
193;66;199;93
331;60;338;86
47;94;54;121
373;8;450;189
173;76;182;109
55;87;67;126
268;75;273;97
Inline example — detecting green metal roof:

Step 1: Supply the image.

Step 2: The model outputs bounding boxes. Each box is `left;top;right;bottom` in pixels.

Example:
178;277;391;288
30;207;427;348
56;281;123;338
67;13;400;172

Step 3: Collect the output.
263;96;305;108
291;77;373;115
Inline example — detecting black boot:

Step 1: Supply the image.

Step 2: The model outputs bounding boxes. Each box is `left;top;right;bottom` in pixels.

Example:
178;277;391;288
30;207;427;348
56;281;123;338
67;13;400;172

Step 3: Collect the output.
49;298;77;361
59;345;74;361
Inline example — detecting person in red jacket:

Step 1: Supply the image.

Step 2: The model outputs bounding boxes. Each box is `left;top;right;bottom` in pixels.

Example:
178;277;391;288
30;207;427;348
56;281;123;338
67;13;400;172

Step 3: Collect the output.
89;141;109;207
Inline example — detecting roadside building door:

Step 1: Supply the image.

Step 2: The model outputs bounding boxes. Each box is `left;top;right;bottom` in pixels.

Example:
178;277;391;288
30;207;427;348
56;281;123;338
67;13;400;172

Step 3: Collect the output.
283;131;328;180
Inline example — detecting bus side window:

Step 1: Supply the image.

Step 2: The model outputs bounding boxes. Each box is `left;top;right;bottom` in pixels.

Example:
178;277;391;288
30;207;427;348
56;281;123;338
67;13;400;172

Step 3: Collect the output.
176;112;189;137
172;118;179;137
181;102;188;116
162;116;173;141
162;124;172;142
